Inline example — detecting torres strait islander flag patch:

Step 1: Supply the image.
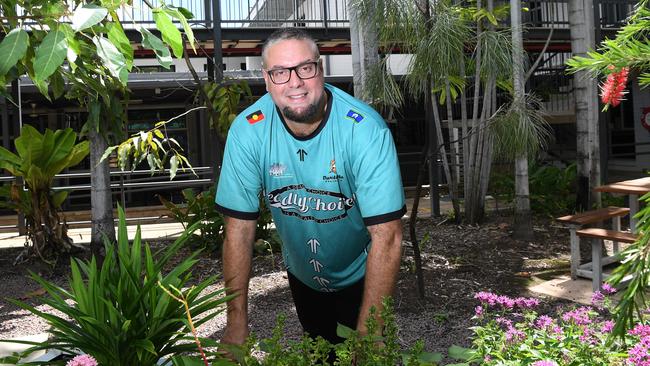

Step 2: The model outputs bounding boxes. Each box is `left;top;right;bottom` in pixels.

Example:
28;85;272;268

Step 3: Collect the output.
345;109;364;123
246;110;265;124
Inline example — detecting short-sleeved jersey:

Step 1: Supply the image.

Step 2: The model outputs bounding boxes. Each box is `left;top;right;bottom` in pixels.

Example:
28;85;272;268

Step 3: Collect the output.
216;84;406;292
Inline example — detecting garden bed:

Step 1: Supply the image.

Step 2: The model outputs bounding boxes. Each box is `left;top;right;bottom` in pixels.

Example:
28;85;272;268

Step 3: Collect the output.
0;214;577;363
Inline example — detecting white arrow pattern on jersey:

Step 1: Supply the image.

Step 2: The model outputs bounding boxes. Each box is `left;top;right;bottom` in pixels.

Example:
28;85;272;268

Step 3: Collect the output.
307;238;320;254
312;276;330;287
309;258;323;272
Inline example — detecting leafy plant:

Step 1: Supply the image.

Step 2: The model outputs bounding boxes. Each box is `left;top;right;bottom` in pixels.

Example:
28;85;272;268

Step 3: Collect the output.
490;162;577;216
160;189;281;254
0;125;89;263
450;290;630;365
2;205;232;366
231;298;442;366
607;188;650;338
159;186;224;250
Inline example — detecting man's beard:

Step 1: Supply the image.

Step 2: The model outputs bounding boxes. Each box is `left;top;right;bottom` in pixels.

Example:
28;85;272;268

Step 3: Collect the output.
282;95;325;124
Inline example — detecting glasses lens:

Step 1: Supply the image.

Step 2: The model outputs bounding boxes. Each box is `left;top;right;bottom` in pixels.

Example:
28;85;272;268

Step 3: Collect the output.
270;69;290;84
296;62;317;79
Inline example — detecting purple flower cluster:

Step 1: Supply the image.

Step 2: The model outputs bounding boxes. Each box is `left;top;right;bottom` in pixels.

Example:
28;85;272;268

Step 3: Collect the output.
602;283;618;295
561;307;593;326
66;355;98;366
535;315;554;330
628;324;650;365
474;292;539;310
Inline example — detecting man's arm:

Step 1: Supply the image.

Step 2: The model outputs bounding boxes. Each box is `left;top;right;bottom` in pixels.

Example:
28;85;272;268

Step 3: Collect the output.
357;218;403;334
221;215;257;346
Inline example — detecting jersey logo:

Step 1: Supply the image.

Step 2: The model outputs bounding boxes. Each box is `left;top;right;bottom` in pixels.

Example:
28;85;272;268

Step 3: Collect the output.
345;109;364;123
246;110;265;124
329;159;337;174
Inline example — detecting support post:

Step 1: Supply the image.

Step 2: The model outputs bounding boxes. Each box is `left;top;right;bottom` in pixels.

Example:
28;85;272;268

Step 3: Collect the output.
211;0;223;83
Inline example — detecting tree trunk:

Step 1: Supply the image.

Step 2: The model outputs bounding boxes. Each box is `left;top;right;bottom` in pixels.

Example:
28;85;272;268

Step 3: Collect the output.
89;130;115;257
511;0;534;240
569;0;600;211
349;0;379;102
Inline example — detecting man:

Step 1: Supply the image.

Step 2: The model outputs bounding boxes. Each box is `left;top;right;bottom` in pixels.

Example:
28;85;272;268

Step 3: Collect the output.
215;28;405;346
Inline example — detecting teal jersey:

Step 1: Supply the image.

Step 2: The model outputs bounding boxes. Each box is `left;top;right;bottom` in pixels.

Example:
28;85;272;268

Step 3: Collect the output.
216;84;406;292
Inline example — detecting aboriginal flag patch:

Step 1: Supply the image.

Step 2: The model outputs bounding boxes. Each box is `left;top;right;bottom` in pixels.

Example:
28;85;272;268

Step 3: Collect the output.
246;110;265;124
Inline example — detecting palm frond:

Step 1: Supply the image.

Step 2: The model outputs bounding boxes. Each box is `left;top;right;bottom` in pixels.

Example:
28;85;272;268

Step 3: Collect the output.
491;93;553;160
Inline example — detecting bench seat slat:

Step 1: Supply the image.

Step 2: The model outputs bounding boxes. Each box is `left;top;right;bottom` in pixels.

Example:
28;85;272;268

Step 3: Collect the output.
556;206;630;225
576;228;637;243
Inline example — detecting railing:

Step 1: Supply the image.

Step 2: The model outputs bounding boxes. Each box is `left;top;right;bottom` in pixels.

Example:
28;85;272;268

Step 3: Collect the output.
8;0;350;29
0;167;214;229
520;0;638;29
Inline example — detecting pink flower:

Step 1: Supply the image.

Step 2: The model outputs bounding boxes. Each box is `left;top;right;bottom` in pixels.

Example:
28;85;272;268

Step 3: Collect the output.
535;315;553;330
602;283;617;295
531;361;558;366
600;65;629;108
602;320;615;334
66;355;98;366
475;305;484;317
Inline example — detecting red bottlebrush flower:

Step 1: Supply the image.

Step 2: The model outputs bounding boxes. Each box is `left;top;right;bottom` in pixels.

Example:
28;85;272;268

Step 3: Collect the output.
600;65;629;108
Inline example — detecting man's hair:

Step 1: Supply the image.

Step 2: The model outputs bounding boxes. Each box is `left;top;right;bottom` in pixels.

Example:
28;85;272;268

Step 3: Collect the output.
261;28;320;67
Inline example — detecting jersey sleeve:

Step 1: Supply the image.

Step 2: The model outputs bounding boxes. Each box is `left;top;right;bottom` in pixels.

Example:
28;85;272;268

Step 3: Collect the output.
352;126;406;226
215;121;262;220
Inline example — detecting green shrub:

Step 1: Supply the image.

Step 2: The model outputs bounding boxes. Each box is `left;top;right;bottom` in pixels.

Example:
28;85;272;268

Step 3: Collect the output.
160;188;281;253
490;162;577;216
231;298;442;366
159;186;225;250
3;206;232;366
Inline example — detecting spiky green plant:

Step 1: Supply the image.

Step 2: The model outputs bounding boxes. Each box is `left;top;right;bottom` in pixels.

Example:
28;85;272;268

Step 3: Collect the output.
2;206;232;365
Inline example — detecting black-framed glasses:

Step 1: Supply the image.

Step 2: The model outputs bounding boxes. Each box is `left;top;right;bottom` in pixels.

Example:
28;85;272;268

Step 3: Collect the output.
265;60;321;85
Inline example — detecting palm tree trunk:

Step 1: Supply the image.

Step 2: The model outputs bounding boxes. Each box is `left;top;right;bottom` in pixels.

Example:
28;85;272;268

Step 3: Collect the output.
569;0;600;210
89;130;115;257
432;90;461;221
511;0;534;239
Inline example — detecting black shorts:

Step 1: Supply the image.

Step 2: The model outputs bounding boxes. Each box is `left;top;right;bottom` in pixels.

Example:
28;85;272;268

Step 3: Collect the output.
287;271;364;344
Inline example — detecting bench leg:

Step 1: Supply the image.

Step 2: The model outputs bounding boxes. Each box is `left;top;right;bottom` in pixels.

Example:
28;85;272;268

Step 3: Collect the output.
592;238;603;292
570;227;580;280
613;216;621;254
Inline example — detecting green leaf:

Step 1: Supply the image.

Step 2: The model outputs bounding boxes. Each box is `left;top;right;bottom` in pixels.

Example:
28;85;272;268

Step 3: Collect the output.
164;6;195;53
99;145;118;164
71;4;108;31
153;10;183;59
169;155;179;180
60;23;80;65
140;27;172;69
34;28;67;82
107;19;134;71
50;70;66;99
448;345;475;361
171;355;211;366
177;7;194;19
0;28;29;76
336;323;355;339
92;36;128;85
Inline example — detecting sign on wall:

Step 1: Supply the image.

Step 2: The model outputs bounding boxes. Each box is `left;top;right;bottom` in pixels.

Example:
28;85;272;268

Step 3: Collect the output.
642;107;650;132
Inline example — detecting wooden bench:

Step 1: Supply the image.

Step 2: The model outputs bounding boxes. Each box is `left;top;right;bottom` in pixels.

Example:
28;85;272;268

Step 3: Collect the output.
576;228;637;291
556;207;630;284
